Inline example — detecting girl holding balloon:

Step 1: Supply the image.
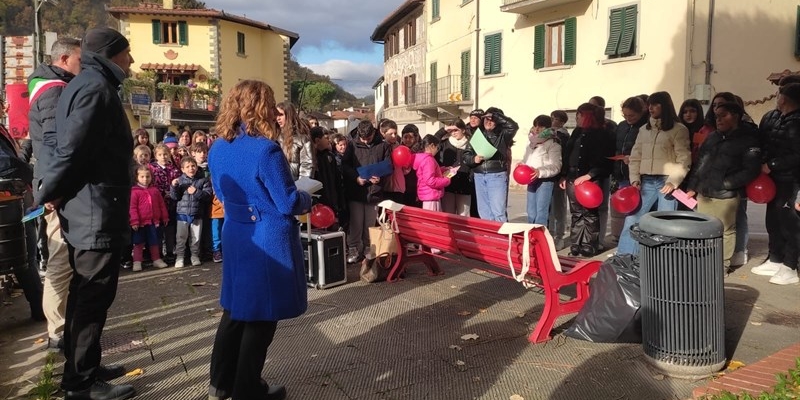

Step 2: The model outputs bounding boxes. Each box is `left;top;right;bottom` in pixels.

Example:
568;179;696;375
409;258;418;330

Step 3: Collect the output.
519;116;562;225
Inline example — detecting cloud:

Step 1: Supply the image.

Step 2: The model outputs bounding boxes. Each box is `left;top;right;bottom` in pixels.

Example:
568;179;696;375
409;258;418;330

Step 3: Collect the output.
302;60;384;98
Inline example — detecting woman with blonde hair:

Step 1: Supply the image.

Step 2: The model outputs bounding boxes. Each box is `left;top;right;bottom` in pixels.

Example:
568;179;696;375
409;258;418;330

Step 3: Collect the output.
207;80;311;400
276;101;313;180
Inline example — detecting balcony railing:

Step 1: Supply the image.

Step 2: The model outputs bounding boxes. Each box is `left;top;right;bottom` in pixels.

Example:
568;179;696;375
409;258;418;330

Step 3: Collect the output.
501;0;582;14
407;74;472;108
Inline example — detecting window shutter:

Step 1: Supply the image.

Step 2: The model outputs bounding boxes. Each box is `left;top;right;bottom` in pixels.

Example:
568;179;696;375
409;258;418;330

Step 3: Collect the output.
618;5;637;55
484;35;492;74
461;50;470;98
152;20;161;44
604;9;623;55
795;5;800;57
430;62;438;103
533;24;545;69
178;21;188;45
432;0;440;19
491;34;502;74
564;17;577;65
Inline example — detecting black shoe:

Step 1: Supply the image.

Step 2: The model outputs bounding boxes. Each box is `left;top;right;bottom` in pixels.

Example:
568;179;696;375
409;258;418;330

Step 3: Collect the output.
580;245;597;257
569;246;581;257
47;336;64;352
65;380;136;400
96;364;127;381
266;384;287;400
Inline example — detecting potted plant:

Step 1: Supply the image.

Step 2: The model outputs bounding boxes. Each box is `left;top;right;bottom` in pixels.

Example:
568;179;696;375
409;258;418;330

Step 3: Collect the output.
157;82;179;104
194;88;219;111
121;70;156;101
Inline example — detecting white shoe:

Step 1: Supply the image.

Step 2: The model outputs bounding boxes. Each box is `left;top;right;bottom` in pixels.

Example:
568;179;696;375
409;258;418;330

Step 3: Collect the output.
175;259;185;269
751;260;783;276
191;256;202;266
769;265;799;285
152;259;169;269
730;251;748;267
132;261;142;272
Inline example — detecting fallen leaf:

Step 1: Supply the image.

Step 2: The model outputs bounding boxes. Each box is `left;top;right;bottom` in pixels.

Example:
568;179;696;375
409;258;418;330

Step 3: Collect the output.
201;268;210;271
450;285;457;289
653;374;665;381
472;376;481;382
125;368;144;376
750;322;762;326
210;311;223;318
34;338;45;344
510;395;525;400
131;340;144;346
478;309;487;313
448;345;462;351
455;360;466;366
189;274;200;277
191;282;206;287
516;313;526;318
460;334;479;341
457;311;471;316
727;360;746;371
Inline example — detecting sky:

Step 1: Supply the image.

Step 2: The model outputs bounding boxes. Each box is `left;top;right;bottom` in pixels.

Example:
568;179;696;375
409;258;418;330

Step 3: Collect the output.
203;0;406;98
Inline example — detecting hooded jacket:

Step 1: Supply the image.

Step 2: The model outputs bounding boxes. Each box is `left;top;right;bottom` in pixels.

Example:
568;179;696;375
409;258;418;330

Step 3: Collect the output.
35;51;132;250
341;134;393;203
413;152;450;201
686;124;761;199
130;185;169;227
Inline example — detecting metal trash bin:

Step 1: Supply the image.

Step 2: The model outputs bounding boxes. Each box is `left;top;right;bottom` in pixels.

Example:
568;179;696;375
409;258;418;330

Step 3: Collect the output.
634;211;724;379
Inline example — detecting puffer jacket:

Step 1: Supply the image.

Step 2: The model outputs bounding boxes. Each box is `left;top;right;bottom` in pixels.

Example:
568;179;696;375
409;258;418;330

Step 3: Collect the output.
170;173;212;217
761;109;800;183
278;133;313;181
629;119;692;187
521;136;562;181
463;113;519;173
130;185;169;226
341;134;393;203
413;152;450;201
437;134;471;194
686;124;761;199
613;116;648;182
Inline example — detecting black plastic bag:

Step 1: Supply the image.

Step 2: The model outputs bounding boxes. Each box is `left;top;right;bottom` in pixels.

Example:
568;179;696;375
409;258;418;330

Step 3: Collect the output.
628;224;678;247
564;254;642;343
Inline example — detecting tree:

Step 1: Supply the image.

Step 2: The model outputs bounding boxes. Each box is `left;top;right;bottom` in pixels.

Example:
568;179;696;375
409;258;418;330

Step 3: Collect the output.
300;82;337;111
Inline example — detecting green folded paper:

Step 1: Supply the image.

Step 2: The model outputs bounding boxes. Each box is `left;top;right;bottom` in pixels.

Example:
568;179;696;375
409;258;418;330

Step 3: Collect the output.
469;128;497;158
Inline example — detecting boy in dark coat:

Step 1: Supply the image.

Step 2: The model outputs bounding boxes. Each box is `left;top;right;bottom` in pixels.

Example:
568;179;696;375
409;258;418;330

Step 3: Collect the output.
310;127;346;230
170;156;212;268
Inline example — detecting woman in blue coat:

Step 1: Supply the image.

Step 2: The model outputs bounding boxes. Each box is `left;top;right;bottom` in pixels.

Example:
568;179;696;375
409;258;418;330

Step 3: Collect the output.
207;80;312;400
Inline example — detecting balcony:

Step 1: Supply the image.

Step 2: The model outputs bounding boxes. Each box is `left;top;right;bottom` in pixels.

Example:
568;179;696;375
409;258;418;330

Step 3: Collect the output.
407;74;472;109
500;0;582;15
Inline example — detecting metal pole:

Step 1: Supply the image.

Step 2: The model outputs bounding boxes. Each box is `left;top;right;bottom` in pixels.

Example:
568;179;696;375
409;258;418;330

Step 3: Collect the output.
474;0;480;110
33;0;40;67
704;0;715;85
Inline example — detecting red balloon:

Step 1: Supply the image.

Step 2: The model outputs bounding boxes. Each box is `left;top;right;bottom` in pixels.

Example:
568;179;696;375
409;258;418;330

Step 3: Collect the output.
611;186;641;214
391;145;413;168
575;181;603;209
513;164;536;185
746;173;776;204
310;204;336;229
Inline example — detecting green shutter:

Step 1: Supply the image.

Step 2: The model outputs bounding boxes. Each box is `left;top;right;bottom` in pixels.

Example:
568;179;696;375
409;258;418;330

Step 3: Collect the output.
604;9;623;55
795;5;800;57
430;62;438;103
618;5;637;55
460;50;470;99
432;0;440;19
178;21;188;45
491;34;502;74
533;24;545;69
484;35;492;74
152;20;161;44
564;17;577;65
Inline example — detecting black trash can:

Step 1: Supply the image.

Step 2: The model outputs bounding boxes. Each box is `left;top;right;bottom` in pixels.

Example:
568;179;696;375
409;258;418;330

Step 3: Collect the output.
634;211;725;379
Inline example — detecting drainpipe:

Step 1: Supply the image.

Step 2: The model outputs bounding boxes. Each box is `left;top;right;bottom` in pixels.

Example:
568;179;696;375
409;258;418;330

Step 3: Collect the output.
474;0;480;110
704;0;715;85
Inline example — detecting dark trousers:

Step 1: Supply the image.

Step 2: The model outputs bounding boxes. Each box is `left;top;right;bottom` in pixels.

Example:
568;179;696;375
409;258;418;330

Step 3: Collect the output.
209;310;278;399
566;181;600;253
15;192;43;319
62;245;121;391
765;180;800;269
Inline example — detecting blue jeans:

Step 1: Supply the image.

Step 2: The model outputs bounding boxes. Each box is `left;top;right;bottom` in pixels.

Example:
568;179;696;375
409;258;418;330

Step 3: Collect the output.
474;171;509;222
527;180;554;225
617;175;677;255
211;218;224;252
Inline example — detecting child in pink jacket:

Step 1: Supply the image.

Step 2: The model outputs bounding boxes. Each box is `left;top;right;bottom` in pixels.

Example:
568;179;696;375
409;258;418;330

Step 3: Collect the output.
130;166;170;271
412;135;451;211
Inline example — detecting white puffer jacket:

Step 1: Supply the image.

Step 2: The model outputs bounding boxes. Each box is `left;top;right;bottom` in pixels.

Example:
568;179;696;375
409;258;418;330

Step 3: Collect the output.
521;138;562;179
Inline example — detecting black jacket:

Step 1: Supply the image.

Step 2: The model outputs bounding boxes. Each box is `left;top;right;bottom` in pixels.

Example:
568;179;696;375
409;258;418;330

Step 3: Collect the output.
561;127;614;181
613;116;648;182
760;109;800;183
341;134;393;203
0;125;32;183
463;113;519;173
28;64;75;193
435;132;471;195
170;173;212;217
35;51;133;250
314;148;346;215
687;124;761;199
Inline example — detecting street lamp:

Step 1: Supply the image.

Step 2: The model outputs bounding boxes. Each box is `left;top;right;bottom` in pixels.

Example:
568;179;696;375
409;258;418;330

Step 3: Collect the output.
332;98;339;110
33;0;59;67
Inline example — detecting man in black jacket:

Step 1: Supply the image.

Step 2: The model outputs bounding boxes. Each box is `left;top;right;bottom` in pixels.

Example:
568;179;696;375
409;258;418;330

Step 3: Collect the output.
36;28;136;400
29;37;81;352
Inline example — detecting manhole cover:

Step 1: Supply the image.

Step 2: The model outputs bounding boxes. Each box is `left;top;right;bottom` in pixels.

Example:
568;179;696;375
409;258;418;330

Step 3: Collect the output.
101;331;148;356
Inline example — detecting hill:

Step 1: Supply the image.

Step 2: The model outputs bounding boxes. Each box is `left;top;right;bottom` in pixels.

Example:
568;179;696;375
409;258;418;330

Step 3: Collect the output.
288;57;372;110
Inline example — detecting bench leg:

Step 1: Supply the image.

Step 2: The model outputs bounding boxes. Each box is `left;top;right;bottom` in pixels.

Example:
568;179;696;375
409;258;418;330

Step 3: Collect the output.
529;287;559;344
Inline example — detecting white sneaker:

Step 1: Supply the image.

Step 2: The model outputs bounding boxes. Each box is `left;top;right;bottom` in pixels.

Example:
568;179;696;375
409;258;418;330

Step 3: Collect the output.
175;259;185;269
769;265;799;285
191;256;202;266
730;251;748;267
152;259;169;269
751;260;783;276
132;261;142;272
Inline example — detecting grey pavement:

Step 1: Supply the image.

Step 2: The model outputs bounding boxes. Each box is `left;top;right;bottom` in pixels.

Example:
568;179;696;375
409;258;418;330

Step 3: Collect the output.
1;190;798;400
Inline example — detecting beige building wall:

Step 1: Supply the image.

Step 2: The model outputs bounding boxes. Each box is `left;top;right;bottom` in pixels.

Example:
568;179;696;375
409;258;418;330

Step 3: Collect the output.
218;21;287;101
124;15;216;79
383;13;428;132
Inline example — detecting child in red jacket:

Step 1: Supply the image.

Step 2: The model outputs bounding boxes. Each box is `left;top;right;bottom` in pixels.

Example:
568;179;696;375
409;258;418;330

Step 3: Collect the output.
130;166;169;271
412;135;451;211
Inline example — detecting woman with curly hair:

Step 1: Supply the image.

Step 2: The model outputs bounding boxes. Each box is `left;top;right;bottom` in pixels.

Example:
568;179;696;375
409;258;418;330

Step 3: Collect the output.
207;80;311;400
276;102;313;180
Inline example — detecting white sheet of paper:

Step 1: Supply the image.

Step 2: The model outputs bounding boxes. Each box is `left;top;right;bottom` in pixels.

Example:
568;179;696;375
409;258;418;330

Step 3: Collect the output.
295;177;324;194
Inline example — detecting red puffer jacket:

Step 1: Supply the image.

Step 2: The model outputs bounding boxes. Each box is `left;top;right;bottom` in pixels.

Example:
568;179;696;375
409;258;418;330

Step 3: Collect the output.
130;185;169;227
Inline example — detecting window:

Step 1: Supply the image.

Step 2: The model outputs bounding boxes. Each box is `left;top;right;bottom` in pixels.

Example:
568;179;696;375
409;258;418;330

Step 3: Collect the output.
151;20;188;45
392;80;398;106
605;4;638;58
405;18;417;48
384;84;389;109
534;17;576;69
460;50;470;99
483;33;502;75
237;32;246;55
404;74;416;104
432;0;440;20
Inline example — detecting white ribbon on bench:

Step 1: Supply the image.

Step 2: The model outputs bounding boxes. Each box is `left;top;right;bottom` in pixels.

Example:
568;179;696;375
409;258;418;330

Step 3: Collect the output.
497;222;562;288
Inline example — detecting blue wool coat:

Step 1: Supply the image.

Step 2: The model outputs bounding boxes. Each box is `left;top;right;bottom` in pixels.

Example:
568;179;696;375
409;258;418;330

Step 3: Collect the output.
208;129;312;321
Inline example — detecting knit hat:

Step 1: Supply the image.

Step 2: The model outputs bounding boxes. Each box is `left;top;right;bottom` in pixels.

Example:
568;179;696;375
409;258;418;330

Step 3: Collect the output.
82;28;129;59
163;136;178;148
469;109;485;118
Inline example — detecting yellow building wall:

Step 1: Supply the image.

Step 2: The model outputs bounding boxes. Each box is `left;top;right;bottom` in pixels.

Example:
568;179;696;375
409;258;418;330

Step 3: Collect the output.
218;20;287;102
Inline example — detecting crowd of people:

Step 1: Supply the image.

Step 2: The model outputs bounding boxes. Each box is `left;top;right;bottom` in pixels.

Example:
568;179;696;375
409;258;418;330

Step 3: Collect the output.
0;24;799;400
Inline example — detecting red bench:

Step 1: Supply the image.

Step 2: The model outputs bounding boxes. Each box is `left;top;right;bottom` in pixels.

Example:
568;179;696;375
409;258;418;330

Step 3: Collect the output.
379;201;602;344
